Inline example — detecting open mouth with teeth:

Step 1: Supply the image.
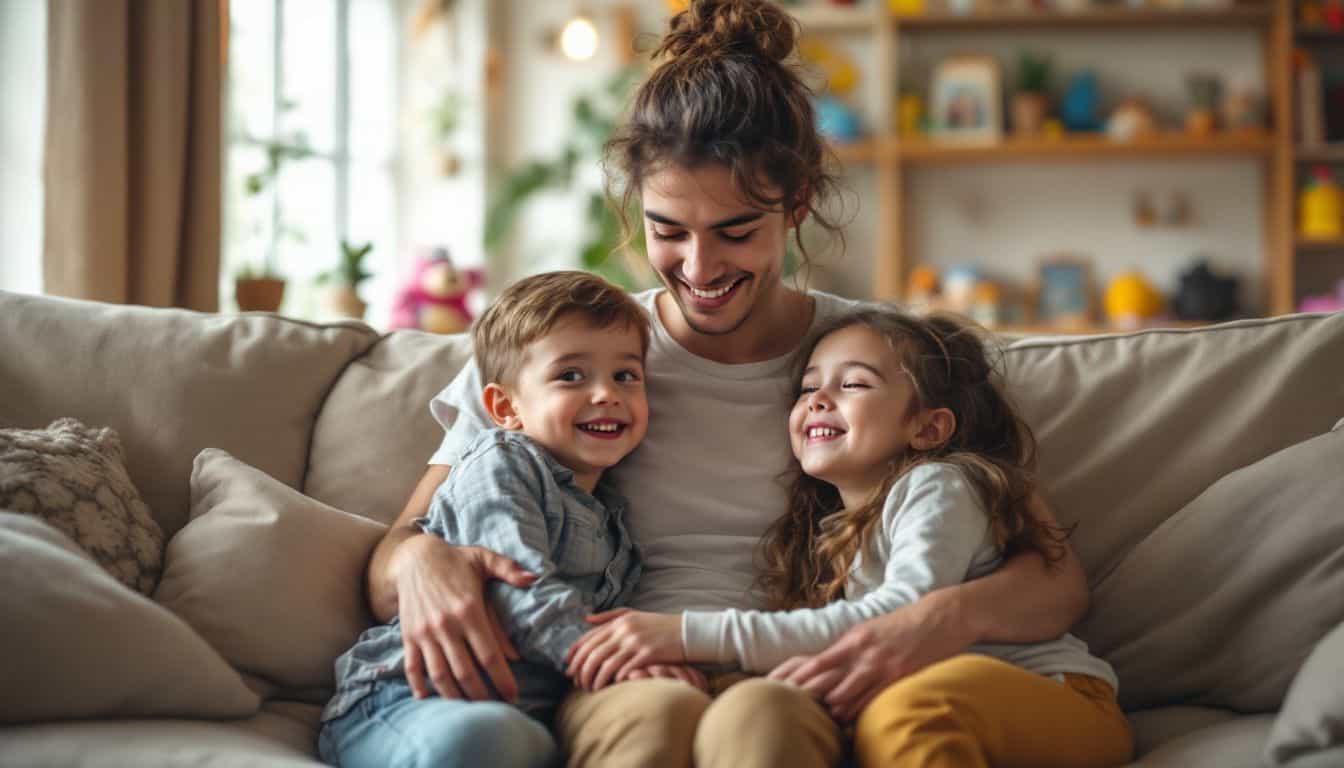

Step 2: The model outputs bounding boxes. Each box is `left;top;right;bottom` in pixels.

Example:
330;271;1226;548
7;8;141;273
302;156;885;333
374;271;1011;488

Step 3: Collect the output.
805;425;846;443
683;275;748;306
577;420;628;440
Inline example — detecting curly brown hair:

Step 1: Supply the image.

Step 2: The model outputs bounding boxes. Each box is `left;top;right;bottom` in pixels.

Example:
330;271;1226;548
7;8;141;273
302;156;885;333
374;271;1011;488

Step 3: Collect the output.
604;0;844;268
757;308;1071;609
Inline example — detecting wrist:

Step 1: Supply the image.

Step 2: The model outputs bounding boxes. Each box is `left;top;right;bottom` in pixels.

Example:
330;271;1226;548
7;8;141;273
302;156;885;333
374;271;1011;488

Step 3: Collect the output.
927;584;979;648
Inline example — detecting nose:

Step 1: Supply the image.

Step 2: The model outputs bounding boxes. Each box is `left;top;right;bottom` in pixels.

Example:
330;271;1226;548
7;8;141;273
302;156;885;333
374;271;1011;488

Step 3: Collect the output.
591;379;620;405
679;236;722;287
806;390;833;412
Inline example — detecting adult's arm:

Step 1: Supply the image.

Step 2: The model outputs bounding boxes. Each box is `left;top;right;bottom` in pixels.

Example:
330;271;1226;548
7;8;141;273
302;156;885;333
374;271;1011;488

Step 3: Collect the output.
363;464;535;702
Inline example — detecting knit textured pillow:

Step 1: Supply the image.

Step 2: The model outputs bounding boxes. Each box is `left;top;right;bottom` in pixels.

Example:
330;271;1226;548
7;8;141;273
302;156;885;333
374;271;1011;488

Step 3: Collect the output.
0;418;163;593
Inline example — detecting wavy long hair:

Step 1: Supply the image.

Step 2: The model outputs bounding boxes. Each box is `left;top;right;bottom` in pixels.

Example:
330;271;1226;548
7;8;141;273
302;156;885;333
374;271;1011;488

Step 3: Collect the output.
758;308;1071;609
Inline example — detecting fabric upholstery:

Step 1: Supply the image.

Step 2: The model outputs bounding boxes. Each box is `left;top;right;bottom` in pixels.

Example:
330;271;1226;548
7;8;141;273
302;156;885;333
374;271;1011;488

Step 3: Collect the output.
0;418;162;593
1265;621;1344;764
304;330;472;524
0;512;259;723
0;290;378;537
154;449;387;699
1126;706;1239;757
1124;715;1273;768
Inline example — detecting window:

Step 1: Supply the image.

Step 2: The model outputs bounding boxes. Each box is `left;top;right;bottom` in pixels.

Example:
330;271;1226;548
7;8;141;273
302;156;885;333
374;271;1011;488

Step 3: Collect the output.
224;0;400;323
0;0;46;296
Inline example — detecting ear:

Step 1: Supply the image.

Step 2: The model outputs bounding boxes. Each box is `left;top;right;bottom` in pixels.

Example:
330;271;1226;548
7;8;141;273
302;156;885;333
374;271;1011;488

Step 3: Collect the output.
482;383;523;430
909;407;956;451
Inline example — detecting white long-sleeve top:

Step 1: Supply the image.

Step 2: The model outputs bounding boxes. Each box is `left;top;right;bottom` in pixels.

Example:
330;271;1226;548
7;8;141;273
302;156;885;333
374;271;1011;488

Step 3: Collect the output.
681;462;1118;690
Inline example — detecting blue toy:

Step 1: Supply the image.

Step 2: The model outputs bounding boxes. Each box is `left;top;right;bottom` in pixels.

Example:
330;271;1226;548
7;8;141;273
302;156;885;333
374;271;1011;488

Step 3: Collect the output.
1061;71;1101;133
815;96;863;143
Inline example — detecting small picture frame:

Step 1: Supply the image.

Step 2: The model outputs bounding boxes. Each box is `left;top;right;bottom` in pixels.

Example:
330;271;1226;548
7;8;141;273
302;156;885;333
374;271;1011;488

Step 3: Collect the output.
1034;258;1094;327
930;55;1002;143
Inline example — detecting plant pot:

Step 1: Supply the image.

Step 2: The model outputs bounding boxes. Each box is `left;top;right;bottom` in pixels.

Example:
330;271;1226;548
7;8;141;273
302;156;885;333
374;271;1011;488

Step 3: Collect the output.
235;277;286;312
325;285;368;320
1012;93;1049;137
1185;108;1217;138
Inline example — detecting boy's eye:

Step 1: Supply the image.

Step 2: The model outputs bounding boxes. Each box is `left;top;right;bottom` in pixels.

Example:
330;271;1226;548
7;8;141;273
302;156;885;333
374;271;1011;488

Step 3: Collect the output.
720;229;756;243
557;369;584;383
615;369;642;383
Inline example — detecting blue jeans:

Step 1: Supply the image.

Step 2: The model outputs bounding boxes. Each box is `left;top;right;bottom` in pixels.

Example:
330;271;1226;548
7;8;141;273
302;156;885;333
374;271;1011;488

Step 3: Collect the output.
318;680;558;768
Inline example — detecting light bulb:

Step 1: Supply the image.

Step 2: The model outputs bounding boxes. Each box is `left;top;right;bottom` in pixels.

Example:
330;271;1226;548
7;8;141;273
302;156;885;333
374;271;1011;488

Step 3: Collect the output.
559;16;599;61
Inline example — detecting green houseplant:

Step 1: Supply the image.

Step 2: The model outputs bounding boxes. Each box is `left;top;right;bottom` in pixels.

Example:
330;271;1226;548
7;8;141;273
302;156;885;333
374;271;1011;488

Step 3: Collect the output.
1013;51;1053;137
316;240;374;319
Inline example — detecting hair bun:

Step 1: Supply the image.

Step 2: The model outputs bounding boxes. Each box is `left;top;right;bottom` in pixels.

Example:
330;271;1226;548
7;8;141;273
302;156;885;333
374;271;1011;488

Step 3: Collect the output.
658;0;796;64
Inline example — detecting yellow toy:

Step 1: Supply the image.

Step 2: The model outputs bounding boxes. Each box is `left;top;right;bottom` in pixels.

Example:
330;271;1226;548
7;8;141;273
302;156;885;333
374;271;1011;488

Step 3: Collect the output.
898;94;924;137
1300;166;1344;239
889;0;926;15
799;38;859;96
1104;271;1164;330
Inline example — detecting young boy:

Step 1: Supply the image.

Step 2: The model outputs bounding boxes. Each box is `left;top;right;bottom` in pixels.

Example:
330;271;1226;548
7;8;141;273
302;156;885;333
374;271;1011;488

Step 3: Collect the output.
319;271;680;768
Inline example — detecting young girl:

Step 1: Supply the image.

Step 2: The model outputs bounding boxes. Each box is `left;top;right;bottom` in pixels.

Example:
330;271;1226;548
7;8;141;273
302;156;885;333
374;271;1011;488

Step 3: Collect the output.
567;307;1134;768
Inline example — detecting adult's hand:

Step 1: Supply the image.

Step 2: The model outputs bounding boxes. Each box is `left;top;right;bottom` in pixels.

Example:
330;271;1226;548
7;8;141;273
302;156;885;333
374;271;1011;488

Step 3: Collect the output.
390;534;536;702
768;588;974;722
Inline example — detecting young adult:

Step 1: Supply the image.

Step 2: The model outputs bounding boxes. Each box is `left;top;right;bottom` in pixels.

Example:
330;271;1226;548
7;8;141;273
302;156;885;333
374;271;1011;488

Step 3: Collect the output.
363;2;1091;765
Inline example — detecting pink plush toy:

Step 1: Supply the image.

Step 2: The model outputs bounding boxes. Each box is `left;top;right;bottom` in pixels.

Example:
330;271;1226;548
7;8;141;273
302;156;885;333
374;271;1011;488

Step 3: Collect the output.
390;247;485;334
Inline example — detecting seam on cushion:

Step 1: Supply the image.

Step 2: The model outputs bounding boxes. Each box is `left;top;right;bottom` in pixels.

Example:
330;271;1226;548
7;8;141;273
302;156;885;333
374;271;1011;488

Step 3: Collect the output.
299;331;393;494
1003;312;1336;353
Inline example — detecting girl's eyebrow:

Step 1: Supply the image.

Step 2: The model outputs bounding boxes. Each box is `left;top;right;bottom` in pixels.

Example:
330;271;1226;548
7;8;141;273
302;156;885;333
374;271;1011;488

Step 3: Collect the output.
644;210;765;230
801;361;888;381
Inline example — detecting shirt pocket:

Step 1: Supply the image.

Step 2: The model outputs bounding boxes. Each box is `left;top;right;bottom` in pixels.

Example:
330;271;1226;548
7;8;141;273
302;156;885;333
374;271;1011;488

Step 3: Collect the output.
554;512;604;578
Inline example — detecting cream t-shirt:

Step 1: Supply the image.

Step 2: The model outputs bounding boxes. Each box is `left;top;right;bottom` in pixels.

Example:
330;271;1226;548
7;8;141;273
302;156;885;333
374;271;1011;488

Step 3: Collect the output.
428;287;861;613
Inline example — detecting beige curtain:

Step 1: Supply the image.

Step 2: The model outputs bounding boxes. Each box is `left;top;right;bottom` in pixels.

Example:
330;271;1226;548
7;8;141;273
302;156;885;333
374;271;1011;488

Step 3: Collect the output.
44;0;223;311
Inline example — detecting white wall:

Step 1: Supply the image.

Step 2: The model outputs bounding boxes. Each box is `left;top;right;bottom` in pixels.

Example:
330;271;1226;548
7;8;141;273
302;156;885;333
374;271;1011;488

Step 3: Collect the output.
0;0;46;295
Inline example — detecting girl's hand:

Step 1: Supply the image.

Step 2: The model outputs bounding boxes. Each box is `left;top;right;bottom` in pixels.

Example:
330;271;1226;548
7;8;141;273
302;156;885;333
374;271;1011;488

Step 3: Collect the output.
564;608;685;691
619;663;709;692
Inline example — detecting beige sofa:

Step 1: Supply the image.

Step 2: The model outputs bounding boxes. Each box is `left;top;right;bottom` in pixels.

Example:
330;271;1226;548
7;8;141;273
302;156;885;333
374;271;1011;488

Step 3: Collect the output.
2;288;1342;767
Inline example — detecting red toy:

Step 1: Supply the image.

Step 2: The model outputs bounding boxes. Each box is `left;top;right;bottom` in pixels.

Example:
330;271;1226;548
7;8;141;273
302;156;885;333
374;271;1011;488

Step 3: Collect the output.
390;247;485;334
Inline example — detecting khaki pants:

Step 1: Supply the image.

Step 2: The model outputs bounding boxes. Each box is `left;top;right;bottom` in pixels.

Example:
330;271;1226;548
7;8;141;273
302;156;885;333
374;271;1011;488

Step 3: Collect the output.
854;655;1134;768
556;673;842;768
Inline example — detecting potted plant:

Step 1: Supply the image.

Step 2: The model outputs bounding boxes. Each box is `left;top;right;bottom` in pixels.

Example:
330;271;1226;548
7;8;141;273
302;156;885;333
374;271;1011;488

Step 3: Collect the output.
1013;51;1053;137
234;263;287;312
317;240;374;319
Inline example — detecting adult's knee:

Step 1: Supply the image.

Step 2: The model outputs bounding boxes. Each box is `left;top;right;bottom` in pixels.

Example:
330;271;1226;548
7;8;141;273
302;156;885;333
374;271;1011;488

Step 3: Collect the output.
559;679;710;768
696;678;840;768
416;701;556;768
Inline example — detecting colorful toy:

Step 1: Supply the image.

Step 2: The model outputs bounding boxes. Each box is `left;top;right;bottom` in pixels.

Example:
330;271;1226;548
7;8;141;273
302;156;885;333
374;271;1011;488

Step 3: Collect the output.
1061;71;1101;132
815;96;863;143
1103;271;1164;329
390;247;485;334
1299;279;1344;313
1299;166;1343;239
799;39;859;97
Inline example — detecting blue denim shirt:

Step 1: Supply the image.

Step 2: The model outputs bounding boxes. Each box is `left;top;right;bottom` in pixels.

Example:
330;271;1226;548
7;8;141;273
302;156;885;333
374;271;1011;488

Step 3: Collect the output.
323;428;641;722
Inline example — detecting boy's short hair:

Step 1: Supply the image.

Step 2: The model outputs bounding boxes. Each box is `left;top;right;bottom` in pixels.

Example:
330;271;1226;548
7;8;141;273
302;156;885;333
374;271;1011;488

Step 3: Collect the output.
472;270;650;386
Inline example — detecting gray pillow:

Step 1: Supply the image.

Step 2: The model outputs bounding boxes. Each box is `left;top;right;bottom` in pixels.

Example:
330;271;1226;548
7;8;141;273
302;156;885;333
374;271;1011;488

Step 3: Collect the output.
1265;622;1344;765
0;418;163;593
1077;427;1344;713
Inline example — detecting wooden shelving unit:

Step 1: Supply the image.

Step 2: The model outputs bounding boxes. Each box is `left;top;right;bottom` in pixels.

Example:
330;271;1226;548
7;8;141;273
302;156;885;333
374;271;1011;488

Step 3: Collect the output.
1290;16;1344;308
795;1;1298;320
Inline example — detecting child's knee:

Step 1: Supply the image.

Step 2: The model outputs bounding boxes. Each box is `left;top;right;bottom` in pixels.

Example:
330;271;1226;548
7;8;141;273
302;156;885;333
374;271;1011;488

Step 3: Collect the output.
422;702;557;768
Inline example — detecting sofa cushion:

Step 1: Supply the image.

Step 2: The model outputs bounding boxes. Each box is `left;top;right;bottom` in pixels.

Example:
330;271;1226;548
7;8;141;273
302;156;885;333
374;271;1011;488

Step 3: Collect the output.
0;290;379;537
1004;312;1344;582
0;512;259;724
1076;427;1344;712
304;330;472;524
1126;715;1274;768
0;418;163;594
1265;621;1344;765
154;449;387;699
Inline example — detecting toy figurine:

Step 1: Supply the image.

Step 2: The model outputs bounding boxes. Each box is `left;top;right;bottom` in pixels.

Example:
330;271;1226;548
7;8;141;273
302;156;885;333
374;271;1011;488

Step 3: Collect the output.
1104;271;1164;329
390;247;485;334
1173;260;1239;322
1061;71;1102;132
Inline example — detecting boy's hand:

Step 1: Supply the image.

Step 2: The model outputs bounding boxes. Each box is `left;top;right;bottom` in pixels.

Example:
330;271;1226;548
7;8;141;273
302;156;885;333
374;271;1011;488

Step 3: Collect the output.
619;663;709;692
564;608;684;690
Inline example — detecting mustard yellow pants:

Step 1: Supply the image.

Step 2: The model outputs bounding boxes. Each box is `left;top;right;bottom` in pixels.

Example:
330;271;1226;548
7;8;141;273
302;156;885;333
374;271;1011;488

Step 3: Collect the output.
556;674;841;768
854;655;1135;768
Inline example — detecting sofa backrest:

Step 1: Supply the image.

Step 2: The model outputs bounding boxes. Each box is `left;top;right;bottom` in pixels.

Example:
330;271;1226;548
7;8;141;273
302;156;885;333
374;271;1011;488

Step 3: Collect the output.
0;291;379;537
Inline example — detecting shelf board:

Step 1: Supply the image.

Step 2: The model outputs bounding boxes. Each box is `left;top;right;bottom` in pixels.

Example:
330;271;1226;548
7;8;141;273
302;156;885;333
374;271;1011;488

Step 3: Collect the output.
1296;145;1344;163
893;132;1273;163
788;5;882;31
1297;237;1344;252
1296;28;1344;43
893;6;1271;31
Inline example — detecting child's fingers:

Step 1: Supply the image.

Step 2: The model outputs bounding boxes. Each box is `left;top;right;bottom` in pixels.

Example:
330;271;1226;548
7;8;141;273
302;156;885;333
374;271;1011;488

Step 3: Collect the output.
585;608;632;625
593;648;635;690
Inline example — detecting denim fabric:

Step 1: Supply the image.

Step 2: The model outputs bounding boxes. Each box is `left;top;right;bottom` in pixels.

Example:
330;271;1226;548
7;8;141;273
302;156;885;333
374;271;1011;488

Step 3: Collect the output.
325;429;640;723
318;679;557;768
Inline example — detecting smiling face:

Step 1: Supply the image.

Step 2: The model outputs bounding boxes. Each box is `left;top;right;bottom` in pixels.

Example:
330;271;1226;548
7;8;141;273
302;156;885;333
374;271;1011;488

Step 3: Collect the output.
641;163;797;350
788;324;930;507
486;317;649;492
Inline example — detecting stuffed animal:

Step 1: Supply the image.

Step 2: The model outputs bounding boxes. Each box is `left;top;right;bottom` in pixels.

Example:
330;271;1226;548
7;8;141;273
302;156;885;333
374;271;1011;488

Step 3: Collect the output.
390;247;484;334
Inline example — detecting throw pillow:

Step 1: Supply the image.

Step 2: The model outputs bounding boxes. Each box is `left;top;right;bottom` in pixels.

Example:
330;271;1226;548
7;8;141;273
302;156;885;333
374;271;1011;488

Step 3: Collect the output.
154;449;388;699
1077;427;1344;713
0;512;260;723
1265;621;1344;765
0;417;163;594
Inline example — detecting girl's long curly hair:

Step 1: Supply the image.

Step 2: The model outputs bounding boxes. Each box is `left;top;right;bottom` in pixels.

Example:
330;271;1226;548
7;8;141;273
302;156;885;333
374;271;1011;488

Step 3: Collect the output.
758;308;1071;610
